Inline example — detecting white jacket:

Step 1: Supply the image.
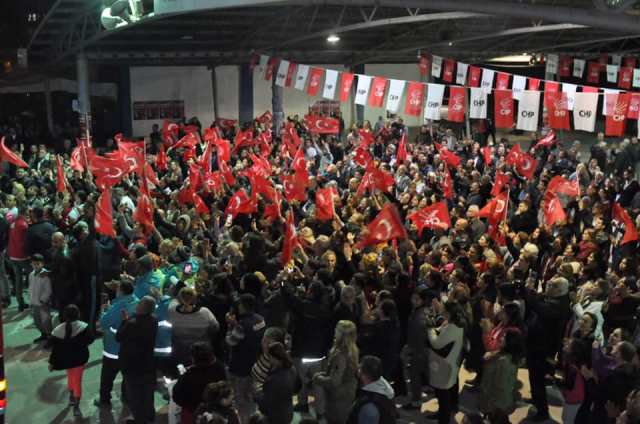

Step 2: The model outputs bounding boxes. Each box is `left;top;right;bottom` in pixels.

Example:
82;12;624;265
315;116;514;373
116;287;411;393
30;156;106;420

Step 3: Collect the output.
28;269;52;307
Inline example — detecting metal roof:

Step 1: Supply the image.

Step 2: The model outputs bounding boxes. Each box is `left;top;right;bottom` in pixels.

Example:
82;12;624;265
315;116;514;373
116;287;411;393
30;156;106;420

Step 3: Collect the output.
23;0;640;69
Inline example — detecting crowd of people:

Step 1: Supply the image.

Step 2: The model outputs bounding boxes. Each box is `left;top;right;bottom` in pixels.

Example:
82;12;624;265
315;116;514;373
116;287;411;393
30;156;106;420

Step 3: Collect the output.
1;110;640;424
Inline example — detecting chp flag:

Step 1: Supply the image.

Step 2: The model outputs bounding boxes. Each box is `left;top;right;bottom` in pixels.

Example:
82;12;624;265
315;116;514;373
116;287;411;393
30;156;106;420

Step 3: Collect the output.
405;82;425;117
322;69;339;100
493;89;514;129
447;86;466;123
386;79;406;113
469;88;488;119
294;64;310;90
516;90;541;132
424;83;445;121
354;75;372;105
407;201;451;235
339;72;355;102
573;92;598;132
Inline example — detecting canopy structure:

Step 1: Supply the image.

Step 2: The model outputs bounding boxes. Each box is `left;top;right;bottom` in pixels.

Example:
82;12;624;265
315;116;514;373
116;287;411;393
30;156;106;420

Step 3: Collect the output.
24;0;640;69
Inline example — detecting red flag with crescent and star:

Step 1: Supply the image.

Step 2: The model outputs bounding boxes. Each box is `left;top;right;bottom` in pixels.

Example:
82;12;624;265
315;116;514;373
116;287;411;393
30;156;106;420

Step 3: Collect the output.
315;187;336;221
612;202;639;245
303;115;340;134
95;188;116;238
357;203;408;249
281;209;301;266
407;201;451;235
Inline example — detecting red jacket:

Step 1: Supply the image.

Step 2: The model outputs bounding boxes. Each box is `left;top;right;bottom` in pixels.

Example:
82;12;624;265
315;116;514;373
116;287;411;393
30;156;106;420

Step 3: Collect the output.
8;215;28;260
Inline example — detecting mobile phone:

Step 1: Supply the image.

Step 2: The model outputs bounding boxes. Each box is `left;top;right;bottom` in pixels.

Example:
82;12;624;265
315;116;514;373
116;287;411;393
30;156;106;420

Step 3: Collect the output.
184;263;193;274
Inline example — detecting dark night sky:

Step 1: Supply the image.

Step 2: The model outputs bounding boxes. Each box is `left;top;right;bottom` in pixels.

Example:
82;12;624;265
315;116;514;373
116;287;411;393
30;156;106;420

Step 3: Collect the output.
0;0;55;51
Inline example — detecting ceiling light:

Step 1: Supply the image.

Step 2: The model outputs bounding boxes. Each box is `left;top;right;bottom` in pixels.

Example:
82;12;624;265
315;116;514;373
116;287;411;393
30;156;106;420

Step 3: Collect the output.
327;34;340;43
448;42;453;46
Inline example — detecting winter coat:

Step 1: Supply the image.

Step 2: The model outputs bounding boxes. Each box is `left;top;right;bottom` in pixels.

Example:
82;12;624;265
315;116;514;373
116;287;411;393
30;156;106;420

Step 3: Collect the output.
347;377;396;424
479;353;518;416
257;366;296;424
99;294;139;359
315;349;358;424
49;320;93;370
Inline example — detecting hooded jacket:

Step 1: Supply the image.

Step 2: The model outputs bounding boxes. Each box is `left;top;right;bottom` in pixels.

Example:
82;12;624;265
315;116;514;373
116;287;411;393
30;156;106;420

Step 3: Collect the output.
99;294;139;359
347;377;396;424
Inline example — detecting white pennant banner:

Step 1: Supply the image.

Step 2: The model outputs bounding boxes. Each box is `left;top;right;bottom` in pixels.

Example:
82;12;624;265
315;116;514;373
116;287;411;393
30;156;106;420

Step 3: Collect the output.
354;75;372;105
612;55;622;66
516;90;541;131
322;69;339;99
431;56;443;78
385;79;406;113
424;83;445;121
633;69;640;88
456;63;468;85
546;54;559;75
257;55;270;75
294;65;310;90
511;75;526;101
469;88;489;119
562;83;578;111
603;88;621;116
573;59;585;78
275;60;289;87
573;92;598;132
480;69;495;89
606;65;619;83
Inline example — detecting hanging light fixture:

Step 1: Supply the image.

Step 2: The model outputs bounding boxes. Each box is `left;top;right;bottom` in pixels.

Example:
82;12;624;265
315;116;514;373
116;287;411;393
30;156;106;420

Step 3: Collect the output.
327;34;340;43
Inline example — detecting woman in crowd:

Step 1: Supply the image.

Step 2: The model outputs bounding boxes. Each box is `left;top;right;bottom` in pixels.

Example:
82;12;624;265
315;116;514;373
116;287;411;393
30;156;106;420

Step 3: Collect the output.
256;342;296;424
193;381;241;424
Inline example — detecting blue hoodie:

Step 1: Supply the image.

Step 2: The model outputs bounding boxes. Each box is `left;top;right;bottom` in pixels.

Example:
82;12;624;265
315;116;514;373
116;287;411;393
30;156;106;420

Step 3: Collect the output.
134;270;164;299
99;294;139;359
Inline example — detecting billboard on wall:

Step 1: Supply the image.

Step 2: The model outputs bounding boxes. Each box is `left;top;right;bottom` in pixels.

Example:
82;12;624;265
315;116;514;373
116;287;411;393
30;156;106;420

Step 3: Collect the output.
154;0;283;15
133;100;184;121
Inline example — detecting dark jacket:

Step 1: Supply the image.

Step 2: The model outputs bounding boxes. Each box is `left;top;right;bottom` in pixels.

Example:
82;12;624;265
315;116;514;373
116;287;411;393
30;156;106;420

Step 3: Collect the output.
116;313;158;376
47;246;76;309
226;312;266;376
361;319;401;380
49;321;93;370
524;290;571;357
347;378;396;424
26;220;55;259
172;361;226;412
257;366;296;424
282;286;332;358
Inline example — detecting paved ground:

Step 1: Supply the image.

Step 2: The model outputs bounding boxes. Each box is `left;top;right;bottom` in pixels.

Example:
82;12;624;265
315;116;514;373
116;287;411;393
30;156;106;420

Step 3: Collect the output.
3;302;567;424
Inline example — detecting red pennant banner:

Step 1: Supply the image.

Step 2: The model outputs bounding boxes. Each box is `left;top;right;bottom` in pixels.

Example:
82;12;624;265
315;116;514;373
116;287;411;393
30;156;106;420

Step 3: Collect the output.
468;66;481;87
627;93;640;120
418;55;430;76
447;86;466;122
619;67;633;89
586;62;600;84
598;54;609;66
442;59;455;83
339;72;355;102
528;78;540;91
306;67;324;96
368;77;388;107
545;91;570;130
405;82;424;116
265;57;278;81
496;72;510;90
559;56;572;77
493;90;514;129
624;57;637;69
605;92;630;137
285;62;297;87
543;81;559;109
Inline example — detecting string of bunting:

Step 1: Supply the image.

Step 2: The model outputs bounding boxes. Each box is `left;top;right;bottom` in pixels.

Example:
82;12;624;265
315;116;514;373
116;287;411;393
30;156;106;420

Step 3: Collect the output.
249;52;640;137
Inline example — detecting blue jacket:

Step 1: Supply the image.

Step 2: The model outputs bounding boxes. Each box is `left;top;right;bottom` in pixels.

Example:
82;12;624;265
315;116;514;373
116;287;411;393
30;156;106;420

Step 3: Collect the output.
99;294;139;359
134;270;164;299
154;296;173;357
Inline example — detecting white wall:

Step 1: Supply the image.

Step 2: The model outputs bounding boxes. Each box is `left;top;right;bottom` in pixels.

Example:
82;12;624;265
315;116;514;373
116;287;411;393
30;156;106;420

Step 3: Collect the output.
130;66;214;136
215;65;239;121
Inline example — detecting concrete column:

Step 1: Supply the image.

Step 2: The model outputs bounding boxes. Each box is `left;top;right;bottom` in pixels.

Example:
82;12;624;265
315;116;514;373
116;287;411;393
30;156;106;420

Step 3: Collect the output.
239;63;254;124
271;73;284;133
76;52;92;141
352;64;365;124
211;66;219;120
44;78;54;134
118;65;132;137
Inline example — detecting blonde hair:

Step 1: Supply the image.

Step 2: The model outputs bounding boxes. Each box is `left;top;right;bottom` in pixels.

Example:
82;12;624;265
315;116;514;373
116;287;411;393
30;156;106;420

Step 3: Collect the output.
178;287;197;306
331;320;359;371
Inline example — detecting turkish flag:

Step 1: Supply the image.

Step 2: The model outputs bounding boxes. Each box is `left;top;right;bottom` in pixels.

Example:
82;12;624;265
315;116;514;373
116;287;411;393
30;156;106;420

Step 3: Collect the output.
493;90;514;129
303;115;340;134
418;54;430;76
306;67;324;96
605;92;630;137
357;203;407;249
559;56;572;77
478;191;509;225
543;193;566;226
162;120;180;146
442;59;455;83
249;171;276;202
545;91;570;130
218;159;236;187
249;153;271;178
491;171;509;196
56;155;66;193
468;66;481;87
94;188;116;238
405;82;424;116
215;118;237;131
528;78;540;91
546;175;580;198
315;187;336;221
133;192;155;232
481;146;492;166
71;146;86;172
339;72;355;102
396;132;408;164
624;57;637;69
203;171;224;194
534;130;556;149
281;210;300;266
232;128;254;155
627;93;640;120
408;201;451;235
256;110;273;125
442;165;453;199
434;143;462;168
447;86;466;123
359;129;375;148
198;140;214;172
619;67;633;89
282;171;308;203
357;163;394;197
496;72;510;90
283;123;302;157
87;152;129;189
285;62;297;87
214;137;231;164
586;62;600;84
354;144;372;168
192;193;210;215
613;202;639;245
368;77;387;108
168;132;198;153
291;147;306;173
263;192;282;222
265;57;278;80
155;145;168;171
506;144;537;179
0;137;28;168
225;189;255;219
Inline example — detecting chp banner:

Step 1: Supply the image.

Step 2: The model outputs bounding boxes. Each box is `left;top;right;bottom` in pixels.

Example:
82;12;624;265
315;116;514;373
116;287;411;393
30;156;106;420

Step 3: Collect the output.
517;90;541;132
424;83;445;121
